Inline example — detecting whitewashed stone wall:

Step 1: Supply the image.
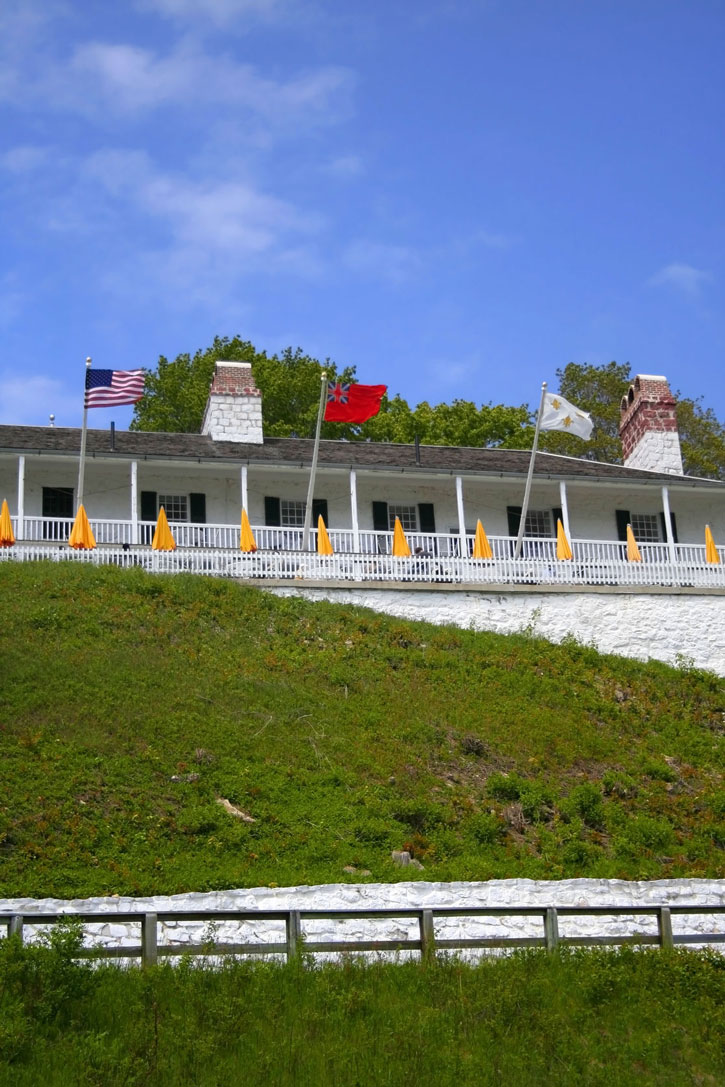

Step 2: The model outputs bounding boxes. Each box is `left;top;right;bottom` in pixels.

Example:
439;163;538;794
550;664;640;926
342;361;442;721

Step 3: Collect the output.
202;396;263;443
266;586;725;676
624;431;684;475
4;880;725;957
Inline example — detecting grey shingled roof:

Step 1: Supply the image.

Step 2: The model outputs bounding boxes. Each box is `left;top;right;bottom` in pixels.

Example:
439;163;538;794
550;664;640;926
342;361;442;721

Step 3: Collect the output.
0;424;722;487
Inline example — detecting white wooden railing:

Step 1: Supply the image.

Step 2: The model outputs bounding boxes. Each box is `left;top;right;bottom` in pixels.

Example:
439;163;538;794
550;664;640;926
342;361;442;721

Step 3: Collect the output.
3;536;724;589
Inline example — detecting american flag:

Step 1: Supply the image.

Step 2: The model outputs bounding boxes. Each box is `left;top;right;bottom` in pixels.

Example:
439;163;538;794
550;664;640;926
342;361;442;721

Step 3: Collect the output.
85;369;146;409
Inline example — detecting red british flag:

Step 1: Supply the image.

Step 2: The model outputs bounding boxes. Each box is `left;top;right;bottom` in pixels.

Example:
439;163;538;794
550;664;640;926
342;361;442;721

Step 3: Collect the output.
324;381;386;424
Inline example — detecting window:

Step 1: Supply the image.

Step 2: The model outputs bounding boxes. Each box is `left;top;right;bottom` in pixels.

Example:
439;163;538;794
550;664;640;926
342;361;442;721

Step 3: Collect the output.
42;486;74;518
388;504;417;532
630;513;660;543
281;500;306;527
524;509;552;537
158;494;188;522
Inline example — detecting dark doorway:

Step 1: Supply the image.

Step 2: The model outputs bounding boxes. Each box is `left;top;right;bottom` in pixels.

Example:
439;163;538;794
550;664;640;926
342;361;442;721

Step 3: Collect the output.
42;487;74;539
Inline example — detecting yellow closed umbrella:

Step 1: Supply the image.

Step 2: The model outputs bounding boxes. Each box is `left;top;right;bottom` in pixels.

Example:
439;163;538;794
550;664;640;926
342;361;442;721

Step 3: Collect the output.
240;508;257;552
392;516;411;558
556;518;572;560
152;506;176;551
0;499;15;547
626;523;642;562
705;524;721;565
68;504;96;550
472;519;493;559
316;515;334;555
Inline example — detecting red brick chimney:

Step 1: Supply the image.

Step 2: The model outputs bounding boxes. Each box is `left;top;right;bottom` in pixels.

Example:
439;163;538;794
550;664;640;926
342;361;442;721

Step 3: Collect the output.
619;374;683;475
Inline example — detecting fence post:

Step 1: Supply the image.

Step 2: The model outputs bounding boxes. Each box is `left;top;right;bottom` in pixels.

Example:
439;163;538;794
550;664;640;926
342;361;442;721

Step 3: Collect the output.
419;910;436;961
544;908;559;951
141;913;158;967
287;911;302;960
9;915;24;942
658;907;674;950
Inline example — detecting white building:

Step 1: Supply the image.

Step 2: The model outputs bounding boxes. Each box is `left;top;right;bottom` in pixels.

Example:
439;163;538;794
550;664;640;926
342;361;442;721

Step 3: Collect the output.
0;363;723;592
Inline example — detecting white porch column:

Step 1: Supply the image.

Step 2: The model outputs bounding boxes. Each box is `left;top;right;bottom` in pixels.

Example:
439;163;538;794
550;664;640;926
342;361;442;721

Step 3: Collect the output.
350;469;360;552
130;461;138;545
17;455;25;541
455;475;466;556
559;480;571;542
241;464;248;514
661;485;676;562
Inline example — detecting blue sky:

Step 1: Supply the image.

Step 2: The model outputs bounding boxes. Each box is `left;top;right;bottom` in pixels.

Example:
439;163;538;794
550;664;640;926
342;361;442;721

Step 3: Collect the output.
1;0;723;431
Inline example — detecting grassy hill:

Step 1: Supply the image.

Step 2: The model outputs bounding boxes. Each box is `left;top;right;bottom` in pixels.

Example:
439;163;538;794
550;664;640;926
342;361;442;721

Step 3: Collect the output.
1;561;724;898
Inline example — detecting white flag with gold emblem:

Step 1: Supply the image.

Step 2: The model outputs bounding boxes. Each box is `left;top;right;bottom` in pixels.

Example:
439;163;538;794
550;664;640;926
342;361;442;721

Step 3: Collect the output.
539;392;593;439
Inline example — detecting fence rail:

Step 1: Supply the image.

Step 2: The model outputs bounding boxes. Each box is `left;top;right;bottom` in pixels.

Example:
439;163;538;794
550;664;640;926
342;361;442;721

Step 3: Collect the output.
2;538;725;589
2;905;725;966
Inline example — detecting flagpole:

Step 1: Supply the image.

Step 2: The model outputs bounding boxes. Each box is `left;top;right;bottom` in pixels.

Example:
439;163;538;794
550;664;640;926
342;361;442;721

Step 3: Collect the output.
76;356;92;513
301;370;327;551
514;381;547;559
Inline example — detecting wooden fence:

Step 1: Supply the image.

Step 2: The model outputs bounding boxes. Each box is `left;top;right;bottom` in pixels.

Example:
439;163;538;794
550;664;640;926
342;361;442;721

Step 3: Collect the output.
3;905;725;967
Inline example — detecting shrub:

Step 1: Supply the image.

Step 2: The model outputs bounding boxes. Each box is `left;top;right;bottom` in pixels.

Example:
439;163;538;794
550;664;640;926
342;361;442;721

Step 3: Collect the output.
561;840;603;870
708;790;725;818
487;772;526;802
560;783;606;829
640;759;678;783
619;815;675;853
391;800;445;832
470;812;504;845
518;782;555;823
602;770;638;799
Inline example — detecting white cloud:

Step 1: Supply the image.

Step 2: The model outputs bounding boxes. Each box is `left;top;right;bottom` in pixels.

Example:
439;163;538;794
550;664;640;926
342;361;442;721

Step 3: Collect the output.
0;146;50;173
0;374;78;427
7;37;353;128
137;0;284;25
343;239;421;285
323;154;363;177
648;263;710;297
85;149;318;254
474;228;516;249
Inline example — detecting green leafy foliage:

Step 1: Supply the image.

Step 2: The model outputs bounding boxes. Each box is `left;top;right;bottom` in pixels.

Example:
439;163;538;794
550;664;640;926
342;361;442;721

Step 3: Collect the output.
130;334;533;447
1;561;724;897
539;360;725;477
131;341;725;476
2;948;725;1085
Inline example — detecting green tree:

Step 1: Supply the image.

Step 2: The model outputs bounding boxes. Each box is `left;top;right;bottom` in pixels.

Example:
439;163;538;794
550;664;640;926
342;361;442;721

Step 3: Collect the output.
537;361;631;463
131;337;356;438
538;361;725;479
133;341;725;477
132;335;533;448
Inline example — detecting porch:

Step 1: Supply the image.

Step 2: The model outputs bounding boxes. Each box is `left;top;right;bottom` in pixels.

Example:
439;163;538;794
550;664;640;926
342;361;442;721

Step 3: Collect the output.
3;515;724;589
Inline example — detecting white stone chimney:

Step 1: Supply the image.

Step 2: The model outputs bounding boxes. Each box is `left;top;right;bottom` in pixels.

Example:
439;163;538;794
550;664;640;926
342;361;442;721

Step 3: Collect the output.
201;361;263;444
619;374;683;475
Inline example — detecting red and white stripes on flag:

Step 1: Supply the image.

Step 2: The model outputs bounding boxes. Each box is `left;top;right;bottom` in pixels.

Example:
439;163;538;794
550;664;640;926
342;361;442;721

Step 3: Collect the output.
85;369;146;408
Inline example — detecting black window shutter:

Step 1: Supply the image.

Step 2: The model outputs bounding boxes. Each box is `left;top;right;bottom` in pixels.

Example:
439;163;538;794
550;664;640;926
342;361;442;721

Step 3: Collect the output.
418;503;436;533
659;511;679;544
189;493;206;523
507;505;522;536
264;496;281;526
552;507;563;536
311;498;328;526
372;501;389;531
141;491;157;521
615;510;630;542
140;490;157;545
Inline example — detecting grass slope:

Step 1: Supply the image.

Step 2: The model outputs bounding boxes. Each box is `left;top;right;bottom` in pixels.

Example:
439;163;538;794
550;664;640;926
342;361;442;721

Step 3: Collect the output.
1;562;724;898
3;934;725;1085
